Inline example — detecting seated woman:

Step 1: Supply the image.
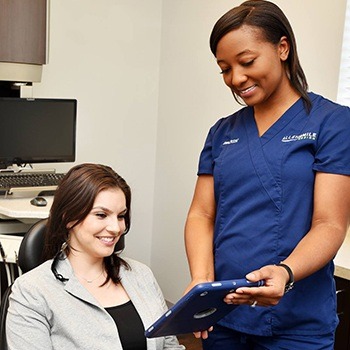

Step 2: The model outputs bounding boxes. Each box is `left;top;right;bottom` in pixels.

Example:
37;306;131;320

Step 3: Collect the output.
6;163;184;350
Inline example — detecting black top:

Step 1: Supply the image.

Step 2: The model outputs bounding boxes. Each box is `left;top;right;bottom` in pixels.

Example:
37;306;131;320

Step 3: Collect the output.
105;300;147;350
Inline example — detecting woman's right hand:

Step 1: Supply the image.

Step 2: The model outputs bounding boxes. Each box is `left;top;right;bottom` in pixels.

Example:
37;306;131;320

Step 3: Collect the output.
193;327;213;339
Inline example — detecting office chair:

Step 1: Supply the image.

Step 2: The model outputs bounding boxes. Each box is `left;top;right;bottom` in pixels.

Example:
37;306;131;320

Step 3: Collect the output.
0;219;126;350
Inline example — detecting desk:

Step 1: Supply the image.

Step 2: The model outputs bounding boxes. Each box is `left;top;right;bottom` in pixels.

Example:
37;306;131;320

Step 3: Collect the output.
0;196;52;301
0;196;52;224
0;196;51;265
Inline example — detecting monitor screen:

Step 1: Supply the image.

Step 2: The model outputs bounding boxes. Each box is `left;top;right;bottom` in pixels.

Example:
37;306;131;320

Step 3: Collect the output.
0;97;77;168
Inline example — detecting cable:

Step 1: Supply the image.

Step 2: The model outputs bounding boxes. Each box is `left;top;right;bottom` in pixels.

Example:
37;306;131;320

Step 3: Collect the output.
0;241;12;286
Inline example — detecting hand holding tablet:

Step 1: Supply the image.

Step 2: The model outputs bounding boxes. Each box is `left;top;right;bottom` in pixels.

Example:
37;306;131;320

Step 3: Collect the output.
145;278;265;338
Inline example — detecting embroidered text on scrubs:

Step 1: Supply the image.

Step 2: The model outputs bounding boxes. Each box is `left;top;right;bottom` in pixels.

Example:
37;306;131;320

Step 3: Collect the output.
281;132;317;143
223;138;240;145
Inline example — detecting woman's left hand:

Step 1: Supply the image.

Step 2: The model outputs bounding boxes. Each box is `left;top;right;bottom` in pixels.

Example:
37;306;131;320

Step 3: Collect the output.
223;264;290;307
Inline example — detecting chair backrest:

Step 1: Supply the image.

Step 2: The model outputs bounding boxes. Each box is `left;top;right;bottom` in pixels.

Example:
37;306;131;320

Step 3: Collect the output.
18;219;47;273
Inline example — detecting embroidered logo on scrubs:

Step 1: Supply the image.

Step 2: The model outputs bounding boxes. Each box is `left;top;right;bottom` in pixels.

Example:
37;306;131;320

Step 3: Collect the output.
281;132;317;143
223;138;239;145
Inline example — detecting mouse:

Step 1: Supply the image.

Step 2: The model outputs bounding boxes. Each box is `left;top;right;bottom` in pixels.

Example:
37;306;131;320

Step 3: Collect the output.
30;196;48;207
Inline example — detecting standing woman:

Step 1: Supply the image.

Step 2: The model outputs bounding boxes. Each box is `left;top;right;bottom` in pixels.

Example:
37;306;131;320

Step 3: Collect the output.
7;163;184;350
184;1;350;349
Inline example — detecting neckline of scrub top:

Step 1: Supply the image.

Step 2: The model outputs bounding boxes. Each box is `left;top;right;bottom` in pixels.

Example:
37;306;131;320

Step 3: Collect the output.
255;96;305;143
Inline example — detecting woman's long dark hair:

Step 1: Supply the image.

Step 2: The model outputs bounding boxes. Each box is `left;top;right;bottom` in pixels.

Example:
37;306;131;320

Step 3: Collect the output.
210;0;311;112
43;163;131;285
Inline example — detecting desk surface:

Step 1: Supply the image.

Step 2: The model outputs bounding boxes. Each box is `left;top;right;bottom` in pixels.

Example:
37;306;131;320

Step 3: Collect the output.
0;196;52;223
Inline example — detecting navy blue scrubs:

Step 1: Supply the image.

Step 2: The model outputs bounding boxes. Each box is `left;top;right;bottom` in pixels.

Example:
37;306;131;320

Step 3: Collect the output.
198;93;350;336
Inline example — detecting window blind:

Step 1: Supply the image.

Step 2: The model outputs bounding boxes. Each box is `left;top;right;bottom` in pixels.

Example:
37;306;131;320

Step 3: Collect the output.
337;0;350;106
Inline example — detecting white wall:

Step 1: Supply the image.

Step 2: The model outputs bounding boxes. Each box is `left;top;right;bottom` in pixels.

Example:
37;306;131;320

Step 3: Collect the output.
32;0;163;264
29;0;346;303
152;0;347;302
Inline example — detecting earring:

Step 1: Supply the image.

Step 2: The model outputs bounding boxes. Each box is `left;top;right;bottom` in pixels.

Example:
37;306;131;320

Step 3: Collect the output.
60;241;69;253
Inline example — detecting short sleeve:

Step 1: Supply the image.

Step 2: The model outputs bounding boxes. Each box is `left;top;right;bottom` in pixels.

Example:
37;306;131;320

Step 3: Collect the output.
197;131;214;175
313;105;350;175
197;119;224;175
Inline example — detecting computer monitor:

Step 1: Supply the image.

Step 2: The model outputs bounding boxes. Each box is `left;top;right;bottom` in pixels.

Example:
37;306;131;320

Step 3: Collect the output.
0;97;77;169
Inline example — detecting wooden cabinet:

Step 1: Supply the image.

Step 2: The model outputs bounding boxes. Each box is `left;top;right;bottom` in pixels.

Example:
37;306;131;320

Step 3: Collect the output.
335;276;350;350
0;0;47;65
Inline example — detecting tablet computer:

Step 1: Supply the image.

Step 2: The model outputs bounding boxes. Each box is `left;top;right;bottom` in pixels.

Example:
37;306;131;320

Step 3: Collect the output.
145;278;264;338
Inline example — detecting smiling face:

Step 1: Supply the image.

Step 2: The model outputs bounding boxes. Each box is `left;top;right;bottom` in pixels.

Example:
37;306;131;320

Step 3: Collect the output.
67;188;127;260
216;25;291;109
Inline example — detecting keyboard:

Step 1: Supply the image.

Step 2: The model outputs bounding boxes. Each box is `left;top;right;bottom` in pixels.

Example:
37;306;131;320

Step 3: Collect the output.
0;172;66;192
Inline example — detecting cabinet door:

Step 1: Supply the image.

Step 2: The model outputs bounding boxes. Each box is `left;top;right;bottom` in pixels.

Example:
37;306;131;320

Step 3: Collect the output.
335;276;350;350
0;0;47;64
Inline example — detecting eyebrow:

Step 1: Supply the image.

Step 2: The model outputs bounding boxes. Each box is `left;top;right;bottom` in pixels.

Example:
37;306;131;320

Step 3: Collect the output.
92;206;127;215
118;209;128;215
217;49;255;64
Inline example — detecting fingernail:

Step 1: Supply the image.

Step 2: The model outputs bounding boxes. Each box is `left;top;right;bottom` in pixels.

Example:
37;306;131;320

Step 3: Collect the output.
246;273;255;280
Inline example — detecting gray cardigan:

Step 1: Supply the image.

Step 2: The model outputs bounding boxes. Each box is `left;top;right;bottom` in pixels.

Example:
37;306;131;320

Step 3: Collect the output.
6;256;185;350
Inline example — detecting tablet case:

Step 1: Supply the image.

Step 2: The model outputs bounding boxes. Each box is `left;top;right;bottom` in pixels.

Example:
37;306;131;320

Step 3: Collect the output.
145;279;264;338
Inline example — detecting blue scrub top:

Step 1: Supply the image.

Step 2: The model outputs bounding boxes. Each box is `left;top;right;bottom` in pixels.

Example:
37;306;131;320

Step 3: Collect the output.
198;93;350;336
